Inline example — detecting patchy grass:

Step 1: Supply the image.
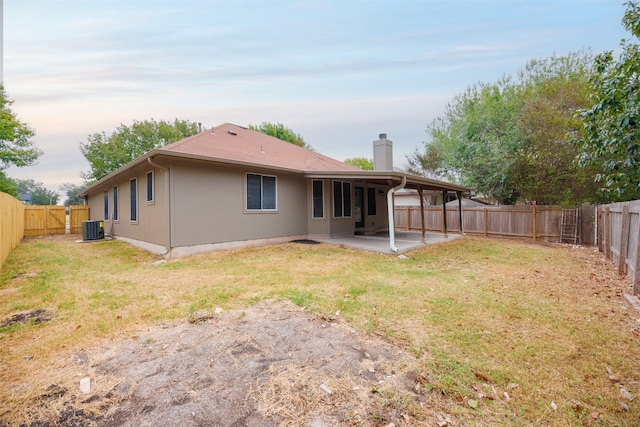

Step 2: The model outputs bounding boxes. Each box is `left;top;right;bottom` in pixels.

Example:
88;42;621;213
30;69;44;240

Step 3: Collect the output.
0;234;638;426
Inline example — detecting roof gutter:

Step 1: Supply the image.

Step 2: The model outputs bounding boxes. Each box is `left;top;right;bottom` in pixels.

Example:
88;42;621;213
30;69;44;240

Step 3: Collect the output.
387;176;406;253
148;156;171;258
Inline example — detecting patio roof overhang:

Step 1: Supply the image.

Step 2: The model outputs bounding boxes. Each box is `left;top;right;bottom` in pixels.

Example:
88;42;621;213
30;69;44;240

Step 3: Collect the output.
302;170;471;194
304;170;472;253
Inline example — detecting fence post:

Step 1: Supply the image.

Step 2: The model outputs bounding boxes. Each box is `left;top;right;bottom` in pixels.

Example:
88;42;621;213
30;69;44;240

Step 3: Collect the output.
634;212;640;295
596;206;601;248
604;207;611;259
532;207;537;241
619;204;631;274
484;208;488;237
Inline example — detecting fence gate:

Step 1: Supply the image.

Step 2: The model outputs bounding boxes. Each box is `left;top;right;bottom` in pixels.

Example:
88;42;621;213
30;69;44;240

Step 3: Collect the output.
24;206;66;236
69;205;89;234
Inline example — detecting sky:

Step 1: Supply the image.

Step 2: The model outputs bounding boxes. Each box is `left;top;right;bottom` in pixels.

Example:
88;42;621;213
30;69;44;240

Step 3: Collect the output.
2;0;632;200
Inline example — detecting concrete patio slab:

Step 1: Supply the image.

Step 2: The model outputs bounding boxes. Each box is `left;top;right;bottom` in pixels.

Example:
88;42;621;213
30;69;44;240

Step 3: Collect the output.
314;230;463;255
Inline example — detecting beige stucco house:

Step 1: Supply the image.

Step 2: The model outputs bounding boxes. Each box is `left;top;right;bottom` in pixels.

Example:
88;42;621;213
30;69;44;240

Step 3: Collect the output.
80;123;470;258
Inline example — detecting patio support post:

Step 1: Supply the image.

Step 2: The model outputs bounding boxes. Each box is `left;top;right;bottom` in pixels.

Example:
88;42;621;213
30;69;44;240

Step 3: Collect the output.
442;190;448;238
457;191;464;235
418;187;426;243
387;177;407;253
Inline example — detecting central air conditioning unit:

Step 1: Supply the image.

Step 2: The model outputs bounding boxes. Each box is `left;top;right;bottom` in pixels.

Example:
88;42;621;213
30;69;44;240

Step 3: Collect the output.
82;220;105;241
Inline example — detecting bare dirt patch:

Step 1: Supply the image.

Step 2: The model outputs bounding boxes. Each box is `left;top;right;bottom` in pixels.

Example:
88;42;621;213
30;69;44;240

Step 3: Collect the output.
41;300;431;426
0;308;53;329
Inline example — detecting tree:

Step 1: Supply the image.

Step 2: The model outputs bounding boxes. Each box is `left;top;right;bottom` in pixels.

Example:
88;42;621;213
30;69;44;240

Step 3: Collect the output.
344;157;373;170
0;85;41;196
0;85;41;170
15;178;59;205
248;122;313;150
80;118;200;181
60;182;86;206
577;1;640;202
407;52;597;205
514;53;599;204
408;78;523;204
0;172;17;197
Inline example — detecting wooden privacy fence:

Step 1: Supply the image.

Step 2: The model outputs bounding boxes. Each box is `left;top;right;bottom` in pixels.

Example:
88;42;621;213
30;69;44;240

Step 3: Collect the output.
1;192;25;266
69;205;89;234
24;205;66;236
598;201;640;295
394;205;596;245
23;205;89;237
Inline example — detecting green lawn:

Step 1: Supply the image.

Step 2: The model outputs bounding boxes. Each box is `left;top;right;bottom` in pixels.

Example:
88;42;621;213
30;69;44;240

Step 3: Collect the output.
0;235;638;426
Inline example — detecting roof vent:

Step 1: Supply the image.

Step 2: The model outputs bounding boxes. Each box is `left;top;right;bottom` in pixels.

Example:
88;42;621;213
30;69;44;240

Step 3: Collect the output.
228;130;237;136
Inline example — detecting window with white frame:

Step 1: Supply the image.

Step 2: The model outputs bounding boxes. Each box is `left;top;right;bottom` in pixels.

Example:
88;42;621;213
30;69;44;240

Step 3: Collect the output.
312;180;324;218
246;173;277;211
333;181;352;218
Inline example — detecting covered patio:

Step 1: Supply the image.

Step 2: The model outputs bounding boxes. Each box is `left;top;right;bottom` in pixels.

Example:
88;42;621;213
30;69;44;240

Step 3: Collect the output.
314;230;463;255
304;170;471;254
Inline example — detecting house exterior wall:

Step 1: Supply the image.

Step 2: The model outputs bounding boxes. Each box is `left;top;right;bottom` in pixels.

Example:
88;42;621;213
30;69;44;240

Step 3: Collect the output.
85;160;395;257
169;161;308;247
307;180;390;237
87;164;169;248
307;179;331;236
362;185;389;230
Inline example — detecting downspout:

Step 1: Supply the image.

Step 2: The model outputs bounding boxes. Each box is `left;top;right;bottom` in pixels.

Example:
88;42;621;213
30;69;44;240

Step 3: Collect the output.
148;156;171;258
387;176;406;253
418;187;426;243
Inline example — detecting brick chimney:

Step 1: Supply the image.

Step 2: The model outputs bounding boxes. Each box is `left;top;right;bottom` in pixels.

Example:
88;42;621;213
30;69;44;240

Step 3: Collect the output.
373;133;393;171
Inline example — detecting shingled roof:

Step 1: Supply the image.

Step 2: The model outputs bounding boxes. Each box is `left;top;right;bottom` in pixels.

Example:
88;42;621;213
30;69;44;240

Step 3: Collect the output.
80;122;471;197
160;123;360;172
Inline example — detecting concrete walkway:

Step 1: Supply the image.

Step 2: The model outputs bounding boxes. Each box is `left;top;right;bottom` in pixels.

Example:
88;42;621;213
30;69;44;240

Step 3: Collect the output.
315;230;463;255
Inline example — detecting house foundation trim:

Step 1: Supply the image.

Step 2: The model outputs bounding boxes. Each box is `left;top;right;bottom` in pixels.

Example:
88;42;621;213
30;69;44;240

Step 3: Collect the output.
168;235;307;259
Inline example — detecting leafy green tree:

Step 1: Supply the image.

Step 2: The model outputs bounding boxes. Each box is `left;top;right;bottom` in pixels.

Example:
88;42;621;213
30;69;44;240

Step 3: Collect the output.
16;178;38;196
80;118;200;181
514;53;598;204
60;182;86;206
344;157;373;170
0;85;41;170
0;172;18;197
15;178;59;205
31;187;59;205
248;122;313;150
0;85;41;196
577;1;640;202
408;78;523;204
408;52;596;205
